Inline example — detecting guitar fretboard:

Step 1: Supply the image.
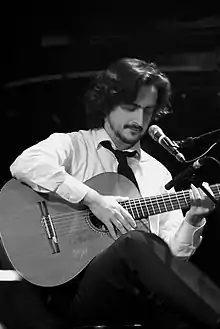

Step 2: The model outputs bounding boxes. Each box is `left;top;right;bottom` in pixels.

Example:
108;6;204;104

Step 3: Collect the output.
119;184;220;220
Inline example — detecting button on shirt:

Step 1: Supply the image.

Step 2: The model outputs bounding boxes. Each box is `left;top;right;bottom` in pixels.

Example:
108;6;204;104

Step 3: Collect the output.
10;128;205;258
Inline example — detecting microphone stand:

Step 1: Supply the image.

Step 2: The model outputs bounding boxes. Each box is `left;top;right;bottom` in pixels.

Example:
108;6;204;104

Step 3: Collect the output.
165;156;218;205
175;130;220;148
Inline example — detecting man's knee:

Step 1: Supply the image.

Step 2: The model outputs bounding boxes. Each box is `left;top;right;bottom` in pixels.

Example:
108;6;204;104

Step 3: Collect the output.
114;230;171;263
111;230;151;258
117;230;164;248
119;229;149;243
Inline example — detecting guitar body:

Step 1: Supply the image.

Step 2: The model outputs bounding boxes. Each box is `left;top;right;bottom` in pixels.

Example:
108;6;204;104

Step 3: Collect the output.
0;173;141;287
1;172;219;287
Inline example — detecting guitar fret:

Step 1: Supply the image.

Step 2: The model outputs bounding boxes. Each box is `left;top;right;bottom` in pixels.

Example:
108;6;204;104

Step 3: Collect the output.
168;194;175;210
128;200;135;218
131;200;138;219
156;196;162;213
135;200;141;219
156;196;167;213
175;194;181;208
138;198;145;218
170;194;175;211
133;200;145;219
182;191;189;207
161;194;168;212
151;197;160;214
177;192;187;209
146;198;155;215
163;194;174;211
171;194;181;210
178;197;188;209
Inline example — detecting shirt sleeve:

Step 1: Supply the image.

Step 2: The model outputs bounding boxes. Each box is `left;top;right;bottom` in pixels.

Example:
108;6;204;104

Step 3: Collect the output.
157;168;206;259
10;133;92;203
159;209;205;259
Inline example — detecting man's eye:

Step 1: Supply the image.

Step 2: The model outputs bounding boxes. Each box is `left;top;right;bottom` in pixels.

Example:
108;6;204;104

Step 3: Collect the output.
121;105;137;111
121;104;155;112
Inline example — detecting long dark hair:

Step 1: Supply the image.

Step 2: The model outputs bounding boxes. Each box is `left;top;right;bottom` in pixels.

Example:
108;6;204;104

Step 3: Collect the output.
84;58;172;129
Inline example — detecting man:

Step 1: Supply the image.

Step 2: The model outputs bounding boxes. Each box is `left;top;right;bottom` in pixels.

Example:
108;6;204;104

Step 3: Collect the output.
10;58;220;328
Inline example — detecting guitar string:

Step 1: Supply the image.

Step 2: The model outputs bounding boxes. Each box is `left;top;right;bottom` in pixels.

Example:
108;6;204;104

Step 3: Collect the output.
51;197;195;235
52;196;188;224
52;213;153;235
52;190;219;225
50;199;189;236
46;186;219;234
52;190;191;216
52;197;188;224
51;190;191;222
51;184;219;222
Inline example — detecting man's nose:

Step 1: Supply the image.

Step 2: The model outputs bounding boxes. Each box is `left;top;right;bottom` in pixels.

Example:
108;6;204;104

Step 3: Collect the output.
133;107;144;126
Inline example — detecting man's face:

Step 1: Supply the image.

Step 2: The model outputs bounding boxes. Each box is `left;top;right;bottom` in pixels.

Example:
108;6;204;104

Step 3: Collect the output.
104;85;158;146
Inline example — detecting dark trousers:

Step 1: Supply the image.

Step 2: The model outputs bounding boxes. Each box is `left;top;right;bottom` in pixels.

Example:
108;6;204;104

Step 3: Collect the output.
1;231;220;328
67;230;220;328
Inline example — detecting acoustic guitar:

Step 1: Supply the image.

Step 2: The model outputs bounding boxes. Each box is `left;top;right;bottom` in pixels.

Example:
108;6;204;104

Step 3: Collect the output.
0;173;219;287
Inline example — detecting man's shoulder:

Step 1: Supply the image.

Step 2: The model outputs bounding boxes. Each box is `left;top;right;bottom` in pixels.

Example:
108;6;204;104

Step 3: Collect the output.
67;129;92;141
66;129;98;151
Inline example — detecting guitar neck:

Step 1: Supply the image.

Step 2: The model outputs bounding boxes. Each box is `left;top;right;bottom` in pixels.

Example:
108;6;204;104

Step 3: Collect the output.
120;184;220;220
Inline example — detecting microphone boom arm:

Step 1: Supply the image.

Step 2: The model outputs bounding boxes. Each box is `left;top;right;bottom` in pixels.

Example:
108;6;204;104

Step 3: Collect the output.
165;157;207;190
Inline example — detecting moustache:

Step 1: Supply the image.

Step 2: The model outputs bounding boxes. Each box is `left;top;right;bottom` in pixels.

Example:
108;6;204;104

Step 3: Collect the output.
125;125;143;132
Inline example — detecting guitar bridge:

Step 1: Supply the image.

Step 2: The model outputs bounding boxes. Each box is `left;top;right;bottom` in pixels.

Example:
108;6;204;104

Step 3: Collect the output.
38;201;60;254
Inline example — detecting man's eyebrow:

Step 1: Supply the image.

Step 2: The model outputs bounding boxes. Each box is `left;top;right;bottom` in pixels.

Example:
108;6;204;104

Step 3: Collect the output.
121;104;136;109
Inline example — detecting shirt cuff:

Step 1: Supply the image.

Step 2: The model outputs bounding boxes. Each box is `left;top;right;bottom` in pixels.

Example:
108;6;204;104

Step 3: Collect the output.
179;217;206;247
55;173;92;203
170;217;206;258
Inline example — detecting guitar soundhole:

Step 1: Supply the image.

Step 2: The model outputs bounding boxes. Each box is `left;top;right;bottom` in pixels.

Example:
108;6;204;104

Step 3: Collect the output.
89;215;108;233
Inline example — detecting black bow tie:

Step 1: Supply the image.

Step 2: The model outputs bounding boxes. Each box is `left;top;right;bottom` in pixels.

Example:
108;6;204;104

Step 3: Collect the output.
100;141;140;191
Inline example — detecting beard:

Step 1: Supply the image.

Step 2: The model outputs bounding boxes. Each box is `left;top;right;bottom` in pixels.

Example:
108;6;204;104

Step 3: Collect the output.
107;117;143;147
116;128;141;145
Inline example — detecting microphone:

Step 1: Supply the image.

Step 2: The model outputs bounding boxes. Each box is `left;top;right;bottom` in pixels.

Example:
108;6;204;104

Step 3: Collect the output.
148;125;186;163
164;156;208;190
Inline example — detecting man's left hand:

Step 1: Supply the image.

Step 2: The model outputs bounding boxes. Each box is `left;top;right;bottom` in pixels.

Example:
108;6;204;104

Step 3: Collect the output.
185;182;216;226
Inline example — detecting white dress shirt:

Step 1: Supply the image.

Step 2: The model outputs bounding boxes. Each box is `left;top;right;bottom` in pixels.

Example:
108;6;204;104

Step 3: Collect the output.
10;128;205;258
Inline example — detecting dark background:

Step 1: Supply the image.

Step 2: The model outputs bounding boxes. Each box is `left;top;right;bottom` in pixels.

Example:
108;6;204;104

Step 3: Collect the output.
1;11;220;286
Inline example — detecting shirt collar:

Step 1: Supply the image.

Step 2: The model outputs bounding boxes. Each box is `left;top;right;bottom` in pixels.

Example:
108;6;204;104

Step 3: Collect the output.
92;128;142;159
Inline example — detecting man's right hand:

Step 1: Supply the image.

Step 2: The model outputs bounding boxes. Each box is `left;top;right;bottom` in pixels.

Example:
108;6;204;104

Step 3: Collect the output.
82;189;136;240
